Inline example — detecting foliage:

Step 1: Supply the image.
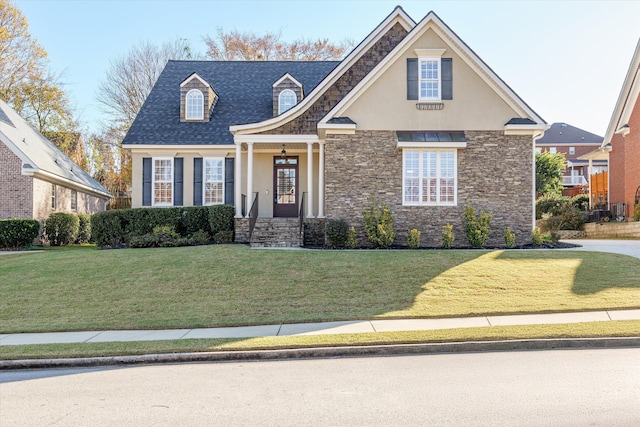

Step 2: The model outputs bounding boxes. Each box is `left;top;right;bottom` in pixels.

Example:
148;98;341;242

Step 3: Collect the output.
544;204;587;231
0;218;40;249
75;213;91;244
129;226;188;248
203;27;353;61
208;204;235;237
535;151;566;196
407;229;421;249
346;226;357;249
536;193;570;219
44;213;79;246
571;194;590;211
362;198;395;248
504;227;516;249
442;224;455;249
634;204;640;222
464;204;492;248
324;219;350;248
531;228;543;246
190;229;211;245
91;209;125;247
213;230;234;244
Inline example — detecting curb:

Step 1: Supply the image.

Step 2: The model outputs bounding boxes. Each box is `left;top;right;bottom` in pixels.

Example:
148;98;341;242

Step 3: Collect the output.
2;337;639;370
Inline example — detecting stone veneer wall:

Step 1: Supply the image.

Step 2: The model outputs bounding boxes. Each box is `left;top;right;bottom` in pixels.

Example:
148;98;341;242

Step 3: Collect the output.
273;78;304;117
324;130;534;247
260;23;408;135
0;141;33;219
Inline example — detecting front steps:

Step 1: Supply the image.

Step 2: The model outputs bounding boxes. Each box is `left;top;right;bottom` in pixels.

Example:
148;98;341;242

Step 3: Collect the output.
250;218;303;248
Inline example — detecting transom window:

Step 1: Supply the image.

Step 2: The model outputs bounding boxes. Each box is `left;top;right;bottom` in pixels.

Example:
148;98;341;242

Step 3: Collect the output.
153;158;173;206
204;158;224;205
278;89;297;114
186;89;204;120
403;149;457;206
419;58;440;101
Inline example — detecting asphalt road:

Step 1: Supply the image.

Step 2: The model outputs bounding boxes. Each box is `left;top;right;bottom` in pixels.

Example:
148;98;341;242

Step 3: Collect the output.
2;348;640;426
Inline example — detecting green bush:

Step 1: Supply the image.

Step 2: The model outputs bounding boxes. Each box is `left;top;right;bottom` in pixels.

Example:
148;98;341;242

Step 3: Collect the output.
44;213;79;246
181;207;212;236
504;227;516;249
536;194;570;219
362;198;395;248
531;228;543;246
571;194;590;211
407;229;421;249
325;219;350;248
634;204;640;221
545;203;586;230
442;224;454;249
129;226;190;248
75;214;91;243
0;219;40;249
91;210;126;247
346;226;357;249
189;229;211;245
464;204;492;248
214;230;234;244
208;204;235;236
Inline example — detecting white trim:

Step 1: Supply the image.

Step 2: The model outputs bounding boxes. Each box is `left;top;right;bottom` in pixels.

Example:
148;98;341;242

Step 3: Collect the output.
234;134;320;144
318;141;325;218
235;143;242;218
414;48;446;57
180;72;211;88
504;124;549;136
26;169;112;199
203;157;225;206
272;73;303;89
402;148;458;206
397;141;467;149
185;89;205;120
278;89;297;115
151;157;174;207
124;144;236;150
229;6;415;135
418;57;442;101
615;124;630;137
307;142;314;218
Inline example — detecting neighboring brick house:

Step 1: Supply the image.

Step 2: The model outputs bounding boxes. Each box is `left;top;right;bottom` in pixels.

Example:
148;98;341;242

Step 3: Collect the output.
535;123;606;187
600;39;640;220
0;99;111;222
123;7;547;247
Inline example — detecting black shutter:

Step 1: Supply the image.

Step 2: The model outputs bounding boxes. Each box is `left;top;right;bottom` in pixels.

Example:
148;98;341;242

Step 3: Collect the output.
174;157;183;206
407;58;418;100
225;157;234;205
193;158;203;206
442;58;452;100
142;157;152;206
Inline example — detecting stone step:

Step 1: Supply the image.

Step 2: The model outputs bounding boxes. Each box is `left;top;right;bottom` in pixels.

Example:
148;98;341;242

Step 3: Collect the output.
250;218;302;248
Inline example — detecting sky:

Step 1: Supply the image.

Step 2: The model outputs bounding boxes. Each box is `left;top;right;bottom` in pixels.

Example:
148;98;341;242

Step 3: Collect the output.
14;0;640;137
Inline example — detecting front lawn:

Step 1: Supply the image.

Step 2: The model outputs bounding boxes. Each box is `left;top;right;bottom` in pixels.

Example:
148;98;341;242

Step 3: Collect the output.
1;245;639;333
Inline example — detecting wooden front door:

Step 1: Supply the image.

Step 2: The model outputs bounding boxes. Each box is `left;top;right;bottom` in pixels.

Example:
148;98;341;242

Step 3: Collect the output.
273;156;299;217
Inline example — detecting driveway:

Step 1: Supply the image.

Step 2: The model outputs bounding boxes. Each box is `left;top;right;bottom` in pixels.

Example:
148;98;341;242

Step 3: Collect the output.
561;239;640;259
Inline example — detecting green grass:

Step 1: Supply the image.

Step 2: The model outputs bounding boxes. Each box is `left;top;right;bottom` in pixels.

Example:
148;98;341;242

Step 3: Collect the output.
1;244;639;334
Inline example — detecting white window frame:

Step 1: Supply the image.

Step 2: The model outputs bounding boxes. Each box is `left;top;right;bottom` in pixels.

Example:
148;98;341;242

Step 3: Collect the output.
402;149;457;206
152;158;173;206
569;146;575;155
203;157;225;206
278;89;297;114
71;189;77;211
549;147;557;154
186;89;204;120
51;184;57;210
419;57;441;101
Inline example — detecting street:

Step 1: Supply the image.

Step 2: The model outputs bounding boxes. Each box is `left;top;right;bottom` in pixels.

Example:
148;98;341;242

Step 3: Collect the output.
1;348;639;426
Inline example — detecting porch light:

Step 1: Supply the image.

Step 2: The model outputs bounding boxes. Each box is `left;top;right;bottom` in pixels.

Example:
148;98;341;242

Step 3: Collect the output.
281;144;287;159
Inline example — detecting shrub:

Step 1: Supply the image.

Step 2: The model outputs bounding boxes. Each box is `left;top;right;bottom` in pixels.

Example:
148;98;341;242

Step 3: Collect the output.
571;194;590;211
44;213;79;246
442;224;454;249
464;204;492;248
346;226;357;249
91;210;125;247
181;207;211;236
214;230;234;244
129;226;189;248
75;214;91;243
536;194;570;219
189;229;211;245
208;204;235;236
362;198;395;248
407;229;421;249
325;219;349;248
545;204;586;230
531;228;543;246
0;219;40;249
504;227;516;249
634;204;640;222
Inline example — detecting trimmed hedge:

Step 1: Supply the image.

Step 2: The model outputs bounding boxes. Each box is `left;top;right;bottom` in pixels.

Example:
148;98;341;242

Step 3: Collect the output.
0;219;40;249
44;213;79;246
76;213;92;243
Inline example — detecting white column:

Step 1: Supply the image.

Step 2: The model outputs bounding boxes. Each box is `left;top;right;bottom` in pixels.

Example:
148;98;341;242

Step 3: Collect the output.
588;158;593;209
246;142;254;218
235;142;242;218
318;141;325;218
307;142;315;218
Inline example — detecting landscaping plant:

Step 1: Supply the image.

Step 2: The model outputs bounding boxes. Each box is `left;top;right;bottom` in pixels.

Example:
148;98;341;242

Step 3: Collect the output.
362;197;395;248
504;227;516;249
346;226;357;249
407;228;421;249
442;224;454;248
44;212;79;246
0;219;40;249
464;204;492;248
531;227;543;246
75;213;92;243
324;219;350;248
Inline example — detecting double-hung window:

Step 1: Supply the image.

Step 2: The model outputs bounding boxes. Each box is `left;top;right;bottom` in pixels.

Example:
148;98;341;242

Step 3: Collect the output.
419;58;440;101
204;158;224;205
153;158;173;206
403;149;457;205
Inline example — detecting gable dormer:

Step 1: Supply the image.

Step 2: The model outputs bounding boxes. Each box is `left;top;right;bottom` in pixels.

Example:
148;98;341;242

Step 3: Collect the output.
272;73;303;116
180;73;218;122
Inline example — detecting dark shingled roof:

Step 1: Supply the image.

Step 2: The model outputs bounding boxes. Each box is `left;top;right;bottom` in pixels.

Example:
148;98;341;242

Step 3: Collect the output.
0;105;15;127
397;131;466;142
505;118;537;125
327;117;356;125
123;60;339;146
536;122;603;145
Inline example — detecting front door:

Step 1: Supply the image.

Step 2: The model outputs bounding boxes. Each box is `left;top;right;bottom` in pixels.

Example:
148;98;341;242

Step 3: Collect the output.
273;156;299;217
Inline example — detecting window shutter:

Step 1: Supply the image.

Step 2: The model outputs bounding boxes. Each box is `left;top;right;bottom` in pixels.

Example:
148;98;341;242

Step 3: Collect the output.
174;157;183;206
407;58;418;100
193;158;203;206
142;157;152;206
442;58;452;100
225;158;234;205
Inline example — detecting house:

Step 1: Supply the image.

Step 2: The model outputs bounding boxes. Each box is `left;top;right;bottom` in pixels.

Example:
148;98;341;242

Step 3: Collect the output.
535;123;606;194
598;38;640;221
122;7;547;247
0;99;111;222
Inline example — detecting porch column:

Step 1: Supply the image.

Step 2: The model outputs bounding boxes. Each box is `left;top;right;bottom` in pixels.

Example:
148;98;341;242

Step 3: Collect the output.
588;158;593;209
318;141;325;218
235;142;242;218
246;142;254;218
307;141;315;218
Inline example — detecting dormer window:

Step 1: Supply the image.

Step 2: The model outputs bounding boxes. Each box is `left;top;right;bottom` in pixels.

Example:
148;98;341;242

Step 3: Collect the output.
278;89;297;115
186;89;204;120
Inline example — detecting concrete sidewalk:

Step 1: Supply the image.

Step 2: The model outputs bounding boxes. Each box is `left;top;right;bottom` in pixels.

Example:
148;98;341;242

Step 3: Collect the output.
1;309;639;347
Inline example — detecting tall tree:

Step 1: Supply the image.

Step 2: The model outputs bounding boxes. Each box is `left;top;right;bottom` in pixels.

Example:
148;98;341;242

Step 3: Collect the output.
203;28;353;61
536;151;566;196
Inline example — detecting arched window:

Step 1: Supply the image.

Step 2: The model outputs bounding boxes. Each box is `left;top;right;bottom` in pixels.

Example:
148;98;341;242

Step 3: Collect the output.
278;89;297;115
186;89;204;120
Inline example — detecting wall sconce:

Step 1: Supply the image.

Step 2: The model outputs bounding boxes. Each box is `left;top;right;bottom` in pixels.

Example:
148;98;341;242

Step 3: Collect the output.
281;144;287;159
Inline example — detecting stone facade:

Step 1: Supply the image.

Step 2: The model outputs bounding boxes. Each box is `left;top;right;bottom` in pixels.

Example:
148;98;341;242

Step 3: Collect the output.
180;75;217;122
584;221;640;239
324;130;534;247
0;141;32;219
260;23;408;135
273;77;303;117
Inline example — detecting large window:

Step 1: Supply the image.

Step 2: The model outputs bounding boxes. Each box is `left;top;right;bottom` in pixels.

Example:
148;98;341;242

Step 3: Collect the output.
278;89;297;114
204;158;224;205
153;158;173;206
419;58;440;101
51;184;57;209
403;149;456;206
186;89;204;120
